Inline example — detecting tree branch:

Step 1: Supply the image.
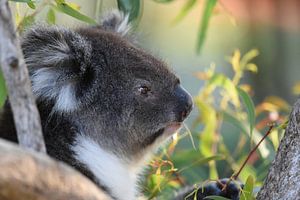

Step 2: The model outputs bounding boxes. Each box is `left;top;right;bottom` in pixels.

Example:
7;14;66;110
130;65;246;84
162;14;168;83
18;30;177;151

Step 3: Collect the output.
0;139;111;200
0;0;46;152
257;98;300;199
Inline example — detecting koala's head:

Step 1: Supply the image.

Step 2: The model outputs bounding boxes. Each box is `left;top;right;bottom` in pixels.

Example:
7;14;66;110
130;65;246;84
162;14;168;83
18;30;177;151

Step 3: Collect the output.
21;11;193;160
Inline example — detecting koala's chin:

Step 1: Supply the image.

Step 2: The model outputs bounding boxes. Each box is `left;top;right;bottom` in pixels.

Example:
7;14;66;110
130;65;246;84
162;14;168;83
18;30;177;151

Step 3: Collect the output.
0;10;204;200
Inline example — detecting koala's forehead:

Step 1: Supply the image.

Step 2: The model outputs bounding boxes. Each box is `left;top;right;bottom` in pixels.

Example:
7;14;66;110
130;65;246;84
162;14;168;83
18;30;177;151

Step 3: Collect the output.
77;27;178;83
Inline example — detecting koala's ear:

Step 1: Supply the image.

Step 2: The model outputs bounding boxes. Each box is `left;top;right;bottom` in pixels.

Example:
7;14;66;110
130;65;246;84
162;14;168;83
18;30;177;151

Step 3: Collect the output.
100;10;131;36
21;26;92;112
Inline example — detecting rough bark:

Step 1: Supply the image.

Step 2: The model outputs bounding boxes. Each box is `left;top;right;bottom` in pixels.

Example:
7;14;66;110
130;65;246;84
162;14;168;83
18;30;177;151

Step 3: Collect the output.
0;139;111;200
0;0;46;152
257;99;300;199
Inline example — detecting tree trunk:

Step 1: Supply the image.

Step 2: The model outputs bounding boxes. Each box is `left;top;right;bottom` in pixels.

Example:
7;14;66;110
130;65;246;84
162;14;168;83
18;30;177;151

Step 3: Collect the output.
257;98;300;199
0;0;46;152
0;139;111;200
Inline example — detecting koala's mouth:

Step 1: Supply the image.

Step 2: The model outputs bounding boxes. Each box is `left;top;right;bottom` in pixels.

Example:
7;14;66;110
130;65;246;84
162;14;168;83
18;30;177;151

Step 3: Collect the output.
163;122;182;136
143;122;182;147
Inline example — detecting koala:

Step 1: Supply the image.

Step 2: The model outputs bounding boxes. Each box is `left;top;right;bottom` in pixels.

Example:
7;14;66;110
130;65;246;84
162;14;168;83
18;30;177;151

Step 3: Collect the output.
0;11;241;200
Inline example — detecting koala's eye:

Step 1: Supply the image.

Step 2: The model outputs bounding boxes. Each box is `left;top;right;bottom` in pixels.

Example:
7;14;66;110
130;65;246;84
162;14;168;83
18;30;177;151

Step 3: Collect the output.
138;86;151;95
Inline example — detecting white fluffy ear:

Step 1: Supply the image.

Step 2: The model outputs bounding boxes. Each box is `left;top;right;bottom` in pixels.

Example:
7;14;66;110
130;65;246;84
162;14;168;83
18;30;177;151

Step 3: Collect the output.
22;26;92;112
100;10;131;36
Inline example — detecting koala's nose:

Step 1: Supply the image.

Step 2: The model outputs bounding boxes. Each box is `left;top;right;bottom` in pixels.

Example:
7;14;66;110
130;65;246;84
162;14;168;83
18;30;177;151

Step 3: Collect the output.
174;85;193;122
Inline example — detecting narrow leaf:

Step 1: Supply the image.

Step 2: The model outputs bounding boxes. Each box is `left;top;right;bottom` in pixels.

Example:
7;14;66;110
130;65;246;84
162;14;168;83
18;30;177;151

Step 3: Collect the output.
178;155;224;172
196;0;217;54
208;74;240;107
18;15;35;32
222;111;248;135
47;8;56;24
27;1;35;9
231;49;241;73
55;2;97;25
237;87;255;136
0;71;7;108
67;2;81;10
245;63;258;73
117;0;141;22
240;49;259;68
196;99;217;156
240;175;254;200
223;111;270;158
55;0;65;3
153;0;175;3
173;0;197;23
9;0;36;9
9;0;33;2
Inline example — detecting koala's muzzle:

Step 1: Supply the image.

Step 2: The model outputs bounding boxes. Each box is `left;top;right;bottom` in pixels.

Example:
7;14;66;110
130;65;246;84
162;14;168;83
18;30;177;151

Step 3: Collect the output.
173;85;193;122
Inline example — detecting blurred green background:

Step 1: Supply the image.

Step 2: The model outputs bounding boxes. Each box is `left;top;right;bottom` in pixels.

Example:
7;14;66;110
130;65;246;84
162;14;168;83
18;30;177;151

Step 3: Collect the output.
5;0;300;199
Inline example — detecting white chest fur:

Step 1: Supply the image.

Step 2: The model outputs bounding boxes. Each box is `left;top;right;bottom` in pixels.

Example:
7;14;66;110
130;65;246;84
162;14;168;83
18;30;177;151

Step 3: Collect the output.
72;135;139;200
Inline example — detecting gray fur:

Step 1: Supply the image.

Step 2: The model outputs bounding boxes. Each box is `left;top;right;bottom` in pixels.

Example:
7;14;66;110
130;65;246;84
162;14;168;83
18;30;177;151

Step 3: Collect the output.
0;11;244;200
100;10;131;36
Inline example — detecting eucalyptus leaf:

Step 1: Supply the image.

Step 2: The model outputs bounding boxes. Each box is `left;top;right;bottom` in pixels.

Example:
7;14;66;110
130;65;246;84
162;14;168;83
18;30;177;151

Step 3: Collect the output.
18;15;35;32
240;175;254;200
196;99;217;156
240;49;259;68
208;73;240;107
9;0;36;9
117;0;141;22
153;0;175;3
222;111;270;158
177;155;224;172
196;0;217;54
27;1;35;9
47;8;56;25
237;87;255;137
222;111;248;135
173;0;197;23
55;2;97;25
0;71;7;108
9;0;34;2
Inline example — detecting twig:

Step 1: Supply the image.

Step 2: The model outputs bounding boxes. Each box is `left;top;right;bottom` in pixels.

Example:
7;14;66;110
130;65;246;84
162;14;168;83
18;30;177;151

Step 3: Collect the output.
0;0;46;152
222;124;274;191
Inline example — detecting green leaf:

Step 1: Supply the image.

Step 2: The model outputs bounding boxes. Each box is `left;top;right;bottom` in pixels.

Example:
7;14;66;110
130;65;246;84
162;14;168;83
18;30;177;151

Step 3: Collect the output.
204;196;231;200
117;0;142;22
47;8;56;24
152;0;175;3
237;87;255;137
18;15;35;32
9;0;36;9
0;70;7;108
196;99;219;179
222;111;270;158
55;2;97;25
27;1;35;9
277;120;288;130
196;100;217;156
208;73;240;107
9;0;34;2
177;155;224;172
240;175;254;200
196;0;217;54
222;111;248;135
55;0;65;3
173;0;197;23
